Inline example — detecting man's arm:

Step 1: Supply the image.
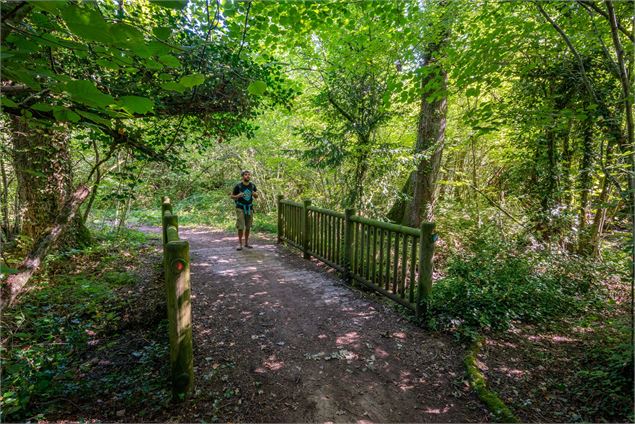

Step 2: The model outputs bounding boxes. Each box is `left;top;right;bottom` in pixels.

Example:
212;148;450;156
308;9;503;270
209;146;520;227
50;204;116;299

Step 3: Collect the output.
252;184;259;198
229;185;243;200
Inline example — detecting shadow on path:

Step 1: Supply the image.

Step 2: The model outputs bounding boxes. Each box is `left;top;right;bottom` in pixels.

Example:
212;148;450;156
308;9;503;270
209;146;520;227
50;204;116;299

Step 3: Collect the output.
150;226;489;422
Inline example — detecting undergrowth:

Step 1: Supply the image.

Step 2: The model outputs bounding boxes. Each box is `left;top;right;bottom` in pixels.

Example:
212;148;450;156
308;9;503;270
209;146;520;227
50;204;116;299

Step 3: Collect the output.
0;228;169;422
427;225;633;422
428;227;616;336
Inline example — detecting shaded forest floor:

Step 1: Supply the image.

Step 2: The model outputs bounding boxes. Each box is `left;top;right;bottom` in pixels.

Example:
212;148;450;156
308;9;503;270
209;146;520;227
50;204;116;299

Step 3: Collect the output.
477;297;633;422
1;229;171;421
1;226;632;422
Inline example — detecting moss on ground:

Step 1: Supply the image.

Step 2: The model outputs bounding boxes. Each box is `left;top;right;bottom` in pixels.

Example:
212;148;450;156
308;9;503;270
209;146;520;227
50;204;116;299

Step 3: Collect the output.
464;337;519;423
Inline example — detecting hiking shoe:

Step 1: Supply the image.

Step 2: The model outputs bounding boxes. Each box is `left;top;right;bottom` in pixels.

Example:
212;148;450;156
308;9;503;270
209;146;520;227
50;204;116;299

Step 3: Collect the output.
245;244;253;249
236;246;243;251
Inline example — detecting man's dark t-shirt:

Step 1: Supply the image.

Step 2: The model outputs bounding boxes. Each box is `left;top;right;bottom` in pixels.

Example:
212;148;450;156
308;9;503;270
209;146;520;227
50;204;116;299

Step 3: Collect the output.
233;182;257;210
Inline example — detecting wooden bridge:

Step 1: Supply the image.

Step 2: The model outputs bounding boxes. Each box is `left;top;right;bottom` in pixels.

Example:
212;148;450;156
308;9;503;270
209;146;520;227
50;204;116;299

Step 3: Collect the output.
154;198;482;422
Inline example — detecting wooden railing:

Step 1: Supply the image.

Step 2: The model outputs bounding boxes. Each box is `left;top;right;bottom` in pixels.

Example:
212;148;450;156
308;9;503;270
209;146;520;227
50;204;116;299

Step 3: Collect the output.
161;197;193;400
276;195;436;318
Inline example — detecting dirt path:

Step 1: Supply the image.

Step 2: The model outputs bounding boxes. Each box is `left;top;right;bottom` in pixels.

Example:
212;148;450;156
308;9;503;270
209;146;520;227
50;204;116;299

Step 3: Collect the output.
152;226;489;422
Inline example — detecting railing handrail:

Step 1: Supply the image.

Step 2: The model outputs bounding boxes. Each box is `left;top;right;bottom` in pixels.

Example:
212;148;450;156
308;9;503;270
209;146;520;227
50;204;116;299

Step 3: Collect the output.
307;205;346;219
350;215;422;237
280;199;303;207
276;195;436;319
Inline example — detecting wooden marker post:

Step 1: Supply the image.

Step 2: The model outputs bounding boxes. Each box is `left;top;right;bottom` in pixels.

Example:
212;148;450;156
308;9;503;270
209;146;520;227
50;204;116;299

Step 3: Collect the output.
162;212;178;246
164;239;194;400
162;197;173;218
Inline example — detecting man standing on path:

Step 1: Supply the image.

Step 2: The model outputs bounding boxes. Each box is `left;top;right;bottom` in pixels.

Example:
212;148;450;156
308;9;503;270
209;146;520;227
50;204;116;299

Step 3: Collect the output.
230;170;258;250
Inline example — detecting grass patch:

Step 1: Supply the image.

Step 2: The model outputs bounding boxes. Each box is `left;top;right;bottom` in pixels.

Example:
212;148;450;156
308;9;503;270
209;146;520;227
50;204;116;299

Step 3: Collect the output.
89;192;278;234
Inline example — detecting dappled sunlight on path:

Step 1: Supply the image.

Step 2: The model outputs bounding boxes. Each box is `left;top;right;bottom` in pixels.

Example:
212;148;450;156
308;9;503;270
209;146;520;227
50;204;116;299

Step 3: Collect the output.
160;226;489;422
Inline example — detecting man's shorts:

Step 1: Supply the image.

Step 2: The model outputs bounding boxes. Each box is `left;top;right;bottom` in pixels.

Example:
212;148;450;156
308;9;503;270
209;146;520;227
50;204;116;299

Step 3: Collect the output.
235;208;253;231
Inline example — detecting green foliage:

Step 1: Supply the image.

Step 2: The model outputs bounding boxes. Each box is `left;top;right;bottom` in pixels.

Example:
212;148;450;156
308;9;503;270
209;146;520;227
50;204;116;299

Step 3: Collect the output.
428;226;612;336
2;0;295;171
0;229;168;421
573;320;634;421
247;80;267;96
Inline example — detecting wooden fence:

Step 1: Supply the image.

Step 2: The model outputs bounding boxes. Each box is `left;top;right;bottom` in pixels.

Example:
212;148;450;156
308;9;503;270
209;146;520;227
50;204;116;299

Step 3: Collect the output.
276;195;435;318
161;197;194;400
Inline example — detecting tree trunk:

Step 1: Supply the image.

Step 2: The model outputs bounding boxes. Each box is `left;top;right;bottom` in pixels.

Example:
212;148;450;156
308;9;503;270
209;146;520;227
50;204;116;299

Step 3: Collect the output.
578;119;593;232
82;141;102;222
82;171;101;223
561;121;574;208
579;135;616;256
346;140;370;209
1;185;90;308
586;175;611;257
387;175;411;222
12;179;21;236
0;154;11;241
399;62;447;227
10;116;90;248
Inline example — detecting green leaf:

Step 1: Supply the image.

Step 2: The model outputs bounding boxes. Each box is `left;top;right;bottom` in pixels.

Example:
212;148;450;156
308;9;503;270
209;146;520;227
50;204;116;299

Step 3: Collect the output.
118;96;154;114
144;59;164;70
76;110;111;127
153;27;172;40
247;80;267;96
61;5;112;43
147;41;172;56
3;67;41;90
160;82;186;93
31;1;66;13
0;264;18;275
1;97;18;108
130;44;152;59
96;59;120;70
149;0;188;10
179;73;205;88
53;107;81;123
110;23;145;47
466;87;480;97
30;102;54;112
13;38;39;53
159;55;181;68
64;80;114;109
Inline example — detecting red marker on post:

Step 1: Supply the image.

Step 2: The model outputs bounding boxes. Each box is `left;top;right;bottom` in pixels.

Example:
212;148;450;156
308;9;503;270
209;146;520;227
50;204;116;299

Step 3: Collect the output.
173;259;186;272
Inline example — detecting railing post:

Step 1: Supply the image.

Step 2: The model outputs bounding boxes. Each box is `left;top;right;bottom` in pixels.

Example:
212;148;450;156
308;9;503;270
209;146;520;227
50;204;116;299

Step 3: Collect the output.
164;239;194;400
162;197;173;216
302;200;312;259
343;208;355;284
276;194;283;244
416;222;435;319
162;212;178;246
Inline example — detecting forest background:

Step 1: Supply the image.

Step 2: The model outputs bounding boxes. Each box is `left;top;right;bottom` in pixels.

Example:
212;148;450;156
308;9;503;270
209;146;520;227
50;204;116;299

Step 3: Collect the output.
0;0;633;422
